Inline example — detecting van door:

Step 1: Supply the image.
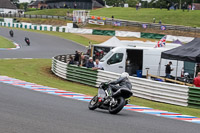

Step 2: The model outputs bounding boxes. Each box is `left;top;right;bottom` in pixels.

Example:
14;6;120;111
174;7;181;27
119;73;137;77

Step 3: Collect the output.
102;48;127;74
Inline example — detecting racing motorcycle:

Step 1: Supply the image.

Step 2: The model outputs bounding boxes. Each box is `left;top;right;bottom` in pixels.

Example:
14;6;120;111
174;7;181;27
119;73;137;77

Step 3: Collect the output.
25;37;30;46
9;30;14;37
88;82;133;114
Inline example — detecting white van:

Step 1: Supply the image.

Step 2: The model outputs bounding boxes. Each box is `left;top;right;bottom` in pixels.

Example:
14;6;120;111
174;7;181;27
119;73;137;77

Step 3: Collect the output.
100;47;183;77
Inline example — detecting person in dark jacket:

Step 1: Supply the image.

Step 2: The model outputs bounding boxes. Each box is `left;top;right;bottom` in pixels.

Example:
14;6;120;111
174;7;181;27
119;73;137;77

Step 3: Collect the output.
86;57;94;68
109;72;132;97
165;61;174;78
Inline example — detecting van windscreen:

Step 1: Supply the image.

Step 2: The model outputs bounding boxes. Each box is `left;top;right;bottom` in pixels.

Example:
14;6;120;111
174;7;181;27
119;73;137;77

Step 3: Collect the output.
100;51;113;62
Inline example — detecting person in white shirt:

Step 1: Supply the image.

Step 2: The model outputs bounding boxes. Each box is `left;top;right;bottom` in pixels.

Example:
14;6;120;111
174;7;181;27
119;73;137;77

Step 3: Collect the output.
92;59;103;70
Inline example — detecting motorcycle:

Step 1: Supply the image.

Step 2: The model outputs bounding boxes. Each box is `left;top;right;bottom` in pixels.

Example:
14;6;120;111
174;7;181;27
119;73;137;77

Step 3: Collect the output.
9;30;14;37
25;37;30;46
88;82;133;114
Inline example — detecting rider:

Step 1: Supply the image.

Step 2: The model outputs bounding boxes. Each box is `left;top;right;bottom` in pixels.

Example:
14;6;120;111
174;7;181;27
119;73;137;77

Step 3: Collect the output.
9;30;14;37
25;37;30;45
109;72;132;97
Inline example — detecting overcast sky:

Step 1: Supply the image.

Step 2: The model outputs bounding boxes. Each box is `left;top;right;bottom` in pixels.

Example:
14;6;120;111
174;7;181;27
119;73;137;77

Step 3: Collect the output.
18;0;36;3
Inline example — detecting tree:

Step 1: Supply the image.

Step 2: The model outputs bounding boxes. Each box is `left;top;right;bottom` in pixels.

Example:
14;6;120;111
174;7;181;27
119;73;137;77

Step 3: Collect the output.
126;0;139;7
106;0;139;7
10;0;19;3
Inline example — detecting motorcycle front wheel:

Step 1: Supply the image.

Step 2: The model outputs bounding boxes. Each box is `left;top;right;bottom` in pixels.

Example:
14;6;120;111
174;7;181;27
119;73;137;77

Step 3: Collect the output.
109;97;125;114
88;95;99;110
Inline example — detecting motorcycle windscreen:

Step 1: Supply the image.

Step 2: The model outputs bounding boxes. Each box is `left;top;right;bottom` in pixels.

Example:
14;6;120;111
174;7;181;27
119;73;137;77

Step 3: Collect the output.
98;88;106;98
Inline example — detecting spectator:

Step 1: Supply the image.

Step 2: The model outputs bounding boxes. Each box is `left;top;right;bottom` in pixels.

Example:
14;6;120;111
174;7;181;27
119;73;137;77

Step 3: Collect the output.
165;61;174;78
74;51;80;65
92;59;103;70
159;20;162;24
86;57;94;68
153;18;156;23
192;5;195;10
167;3;170;11
67;10;70;16
68;56;74;64
188;5;191;11
196;63;200;76
139;2;141;9
136;3;139;10
111;15;114;21
193;72;200;87
182;2;187;12
74;3;77;9
79;54;88;67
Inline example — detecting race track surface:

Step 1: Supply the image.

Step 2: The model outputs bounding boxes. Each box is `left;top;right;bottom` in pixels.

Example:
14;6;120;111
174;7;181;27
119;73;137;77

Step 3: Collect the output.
0;27;87;58
0;82;199;133
0;27;200;133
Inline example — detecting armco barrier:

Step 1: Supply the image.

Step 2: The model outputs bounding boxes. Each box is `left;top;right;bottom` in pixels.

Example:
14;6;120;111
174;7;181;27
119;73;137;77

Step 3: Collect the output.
0;13;73;21
67;65;98;86
188;87;200;108
52;55;190;107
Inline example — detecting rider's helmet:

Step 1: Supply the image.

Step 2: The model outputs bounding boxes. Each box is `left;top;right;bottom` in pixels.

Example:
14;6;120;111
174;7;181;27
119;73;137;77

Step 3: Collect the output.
120;72;129;79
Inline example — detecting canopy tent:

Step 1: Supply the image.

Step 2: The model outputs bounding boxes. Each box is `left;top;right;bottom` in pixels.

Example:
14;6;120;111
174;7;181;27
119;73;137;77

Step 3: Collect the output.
161;38;200;63
94;36;124;47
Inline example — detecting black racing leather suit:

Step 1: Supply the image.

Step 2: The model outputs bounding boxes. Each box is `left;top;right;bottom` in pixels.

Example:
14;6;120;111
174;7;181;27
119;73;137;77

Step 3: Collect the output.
109;77;132;97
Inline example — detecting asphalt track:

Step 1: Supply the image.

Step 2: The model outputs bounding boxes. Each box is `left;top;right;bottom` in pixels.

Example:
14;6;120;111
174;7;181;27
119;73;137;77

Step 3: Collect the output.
0;27;87;58
0;27;200;133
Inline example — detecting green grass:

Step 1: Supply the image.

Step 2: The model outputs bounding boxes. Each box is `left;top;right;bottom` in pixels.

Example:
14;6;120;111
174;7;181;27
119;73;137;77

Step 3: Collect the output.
0;36;15;48
0;59;200;117
1;27;98;46
25;8;200;27
90;7;200;27
25;9;75;16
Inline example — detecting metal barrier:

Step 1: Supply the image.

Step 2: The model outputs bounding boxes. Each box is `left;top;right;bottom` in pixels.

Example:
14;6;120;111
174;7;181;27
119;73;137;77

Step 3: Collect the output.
188;87;200;108
52;55;189;107
87;18;200;34
0;13;73;21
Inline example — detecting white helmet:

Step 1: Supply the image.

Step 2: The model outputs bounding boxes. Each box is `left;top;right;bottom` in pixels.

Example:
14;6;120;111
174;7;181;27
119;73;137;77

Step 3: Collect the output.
120;72;129;79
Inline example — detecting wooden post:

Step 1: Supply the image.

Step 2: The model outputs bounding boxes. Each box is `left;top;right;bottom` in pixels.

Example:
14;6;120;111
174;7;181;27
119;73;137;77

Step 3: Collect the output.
146;68;149;79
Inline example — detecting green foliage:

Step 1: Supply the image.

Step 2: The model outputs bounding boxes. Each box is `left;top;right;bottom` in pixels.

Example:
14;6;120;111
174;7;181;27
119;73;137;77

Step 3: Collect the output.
126;0;139;7
25;8;74;16
18;2;28;11
106;0;139;7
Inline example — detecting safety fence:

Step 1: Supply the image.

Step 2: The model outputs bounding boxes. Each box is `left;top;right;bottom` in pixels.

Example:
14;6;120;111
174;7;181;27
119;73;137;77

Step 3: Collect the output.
51;55;197;108
88;18;200;34
0;21;194;42
188;87;200;108
0;13;73;21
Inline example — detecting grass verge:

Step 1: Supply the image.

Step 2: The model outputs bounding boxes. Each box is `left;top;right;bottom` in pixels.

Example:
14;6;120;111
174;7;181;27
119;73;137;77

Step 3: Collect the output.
90;7;200;27
0;36;15;48
0;59;200;117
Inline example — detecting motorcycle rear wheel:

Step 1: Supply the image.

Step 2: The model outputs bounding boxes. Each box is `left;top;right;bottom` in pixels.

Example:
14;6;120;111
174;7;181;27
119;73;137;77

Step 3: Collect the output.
109;97;125;114
88;95;99;110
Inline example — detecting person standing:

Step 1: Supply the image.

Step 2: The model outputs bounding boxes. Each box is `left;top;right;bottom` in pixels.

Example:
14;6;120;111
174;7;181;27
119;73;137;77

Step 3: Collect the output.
193;72;200;87
165;61;174;78
182;2;187;12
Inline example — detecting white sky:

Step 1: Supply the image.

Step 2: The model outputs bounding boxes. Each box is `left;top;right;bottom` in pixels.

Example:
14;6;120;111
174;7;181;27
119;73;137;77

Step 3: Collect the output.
18;0;36;3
